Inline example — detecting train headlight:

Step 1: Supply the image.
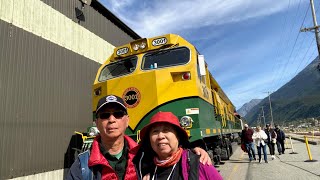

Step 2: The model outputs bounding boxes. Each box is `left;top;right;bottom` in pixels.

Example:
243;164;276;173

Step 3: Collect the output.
130;39;148;52
88;127;99;136
140;42;146;49
180;116;193;128
133;44;139;51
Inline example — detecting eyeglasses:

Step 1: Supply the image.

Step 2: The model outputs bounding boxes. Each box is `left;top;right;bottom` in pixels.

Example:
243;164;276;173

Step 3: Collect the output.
98;111;127;119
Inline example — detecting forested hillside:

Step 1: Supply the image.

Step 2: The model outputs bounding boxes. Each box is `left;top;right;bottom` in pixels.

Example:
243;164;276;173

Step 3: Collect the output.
245;58;320;125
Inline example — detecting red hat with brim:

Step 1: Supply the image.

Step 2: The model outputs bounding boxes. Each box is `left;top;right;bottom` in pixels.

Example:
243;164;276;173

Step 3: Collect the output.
139;112;189;143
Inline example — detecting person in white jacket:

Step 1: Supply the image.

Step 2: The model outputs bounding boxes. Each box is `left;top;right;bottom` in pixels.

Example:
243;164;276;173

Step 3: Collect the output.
252;126;268;163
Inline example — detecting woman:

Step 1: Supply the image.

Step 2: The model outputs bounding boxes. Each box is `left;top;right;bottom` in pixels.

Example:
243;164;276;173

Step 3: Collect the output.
252;126;268;163
265;124;277;160
133;111;222;180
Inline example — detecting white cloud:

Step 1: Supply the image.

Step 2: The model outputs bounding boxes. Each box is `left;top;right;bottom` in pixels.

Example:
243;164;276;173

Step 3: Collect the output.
101;0;135;11
106;0;301;37
99;0;309;109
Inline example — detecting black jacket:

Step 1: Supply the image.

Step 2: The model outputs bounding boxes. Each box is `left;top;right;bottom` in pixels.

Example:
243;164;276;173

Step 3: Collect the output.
265;128;277;144
275;128;285;141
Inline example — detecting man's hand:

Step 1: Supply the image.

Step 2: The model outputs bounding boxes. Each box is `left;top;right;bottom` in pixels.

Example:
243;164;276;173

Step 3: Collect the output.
193;147;212;165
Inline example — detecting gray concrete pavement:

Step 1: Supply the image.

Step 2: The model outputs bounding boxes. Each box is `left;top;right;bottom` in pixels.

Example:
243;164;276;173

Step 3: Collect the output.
218;139;320;180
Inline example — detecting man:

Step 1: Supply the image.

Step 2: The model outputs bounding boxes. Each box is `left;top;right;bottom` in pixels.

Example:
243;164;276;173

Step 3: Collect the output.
241;124;256;162
265;124;277;160
275;124;286;155
67;95;211;180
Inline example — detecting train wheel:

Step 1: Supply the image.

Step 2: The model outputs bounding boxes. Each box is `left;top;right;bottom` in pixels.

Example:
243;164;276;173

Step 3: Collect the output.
220;139;231;160
220;146;230;160
207;150;215;164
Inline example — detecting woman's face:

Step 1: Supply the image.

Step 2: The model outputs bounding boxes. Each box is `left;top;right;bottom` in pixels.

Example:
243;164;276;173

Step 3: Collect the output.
149;123;179;160
256;127;261;131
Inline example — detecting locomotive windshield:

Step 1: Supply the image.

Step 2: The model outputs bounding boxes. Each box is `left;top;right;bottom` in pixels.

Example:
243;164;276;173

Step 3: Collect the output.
98;56;138;82
142;47;190;70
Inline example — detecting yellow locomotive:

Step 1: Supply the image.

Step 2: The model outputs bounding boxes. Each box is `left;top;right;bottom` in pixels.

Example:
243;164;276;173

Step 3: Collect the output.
92;34;242;162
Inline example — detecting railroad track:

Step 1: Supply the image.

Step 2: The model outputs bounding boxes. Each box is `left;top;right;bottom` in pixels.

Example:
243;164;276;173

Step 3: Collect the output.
293;132;320;136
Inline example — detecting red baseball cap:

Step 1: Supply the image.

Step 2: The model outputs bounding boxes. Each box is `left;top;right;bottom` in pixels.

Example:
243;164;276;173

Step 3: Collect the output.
139;112;189;142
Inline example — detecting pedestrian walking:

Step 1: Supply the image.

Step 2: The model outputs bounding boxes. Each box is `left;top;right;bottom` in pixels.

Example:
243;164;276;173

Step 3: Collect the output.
265;124;277;160
252;126;268;163
241;124;256;162
275;125;286;155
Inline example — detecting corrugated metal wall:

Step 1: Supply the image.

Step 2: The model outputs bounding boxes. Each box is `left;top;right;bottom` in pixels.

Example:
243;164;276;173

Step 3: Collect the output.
0;19;97;179
41;0;137;46
0;0;139;179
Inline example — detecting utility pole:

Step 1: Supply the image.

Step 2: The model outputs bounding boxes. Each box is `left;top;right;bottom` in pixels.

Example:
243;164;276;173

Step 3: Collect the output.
261;106;266;128
301;0;320;68
267;92;274;128
264;91;275;127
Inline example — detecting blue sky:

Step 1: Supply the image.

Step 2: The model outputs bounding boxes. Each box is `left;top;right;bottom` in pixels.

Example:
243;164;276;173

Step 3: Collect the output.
100;0;318;109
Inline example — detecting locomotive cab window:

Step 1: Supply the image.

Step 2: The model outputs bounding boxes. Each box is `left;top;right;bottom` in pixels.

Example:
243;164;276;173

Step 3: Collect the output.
141;47;190;70
98;56;138;82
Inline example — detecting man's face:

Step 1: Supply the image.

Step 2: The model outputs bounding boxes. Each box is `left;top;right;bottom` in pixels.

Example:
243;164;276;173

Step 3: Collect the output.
96;104;129;140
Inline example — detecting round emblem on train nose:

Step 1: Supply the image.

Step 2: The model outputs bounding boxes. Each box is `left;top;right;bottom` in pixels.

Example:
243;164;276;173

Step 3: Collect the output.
122;87;141;108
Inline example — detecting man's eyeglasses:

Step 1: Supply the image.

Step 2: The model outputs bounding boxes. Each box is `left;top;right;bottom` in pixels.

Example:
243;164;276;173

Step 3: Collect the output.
98;111;127;119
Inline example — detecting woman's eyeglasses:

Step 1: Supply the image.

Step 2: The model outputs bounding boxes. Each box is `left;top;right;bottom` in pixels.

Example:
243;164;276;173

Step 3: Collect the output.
98;111;127;119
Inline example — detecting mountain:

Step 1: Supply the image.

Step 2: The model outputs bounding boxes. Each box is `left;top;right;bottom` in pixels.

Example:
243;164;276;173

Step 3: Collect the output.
237;99;262;117
245;58;320;126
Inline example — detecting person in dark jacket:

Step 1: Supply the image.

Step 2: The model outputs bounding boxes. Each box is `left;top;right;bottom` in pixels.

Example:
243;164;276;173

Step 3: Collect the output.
241;124;256;162
66;95;212;180
275;125;286;155
134;112;223;180
265;124;277;160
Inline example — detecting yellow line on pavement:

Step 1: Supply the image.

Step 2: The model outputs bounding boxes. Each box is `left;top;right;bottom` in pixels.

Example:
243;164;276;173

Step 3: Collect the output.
227;152;244;180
